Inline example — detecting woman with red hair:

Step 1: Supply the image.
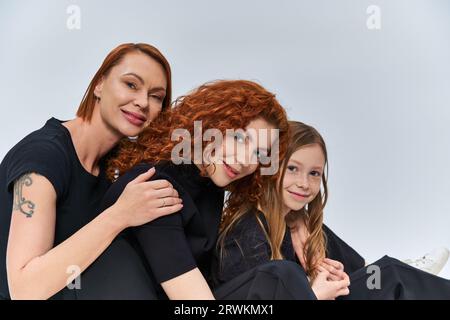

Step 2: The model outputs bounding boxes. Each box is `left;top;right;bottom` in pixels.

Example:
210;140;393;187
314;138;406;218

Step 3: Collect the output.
76;79;318;299
0;43;182;300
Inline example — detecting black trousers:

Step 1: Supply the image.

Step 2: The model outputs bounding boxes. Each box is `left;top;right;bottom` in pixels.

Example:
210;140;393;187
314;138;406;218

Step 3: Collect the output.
215;256;450;300
67;236;316;300
214;260;316;300
340;256;450;300
216;256;450;300
57;238;450;300
58;234;158;299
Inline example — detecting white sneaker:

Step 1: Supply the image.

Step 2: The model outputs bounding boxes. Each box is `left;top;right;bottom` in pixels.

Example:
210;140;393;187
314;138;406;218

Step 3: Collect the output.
403;247;450;275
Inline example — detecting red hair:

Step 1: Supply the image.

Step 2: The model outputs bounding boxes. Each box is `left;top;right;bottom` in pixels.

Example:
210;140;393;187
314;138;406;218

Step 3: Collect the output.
106;79;289;203
76;43;172;122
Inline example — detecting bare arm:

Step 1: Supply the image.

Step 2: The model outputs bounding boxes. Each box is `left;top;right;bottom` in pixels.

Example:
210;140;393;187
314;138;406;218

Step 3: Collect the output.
161;268;215;300
7;169;182;300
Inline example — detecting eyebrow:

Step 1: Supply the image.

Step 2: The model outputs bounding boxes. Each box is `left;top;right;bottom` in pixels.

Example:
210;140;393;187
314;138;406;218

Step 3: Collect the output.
289;159;323;170
123;72;144;84
289;159;303;166
246;130;271;143
245;134;271;152
123;73;166;92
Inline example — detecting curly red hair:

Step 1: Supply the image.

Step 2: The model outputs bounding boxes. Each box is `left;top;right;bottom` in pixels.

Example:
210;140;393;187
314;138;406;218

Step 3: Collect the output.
106;80;289;207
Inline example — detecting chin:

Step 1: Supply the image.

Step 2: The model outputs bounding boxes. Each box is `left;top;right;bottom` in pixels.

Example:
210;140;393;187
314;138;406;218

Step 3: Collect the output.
205;167;229;187
286;201;305;212
119;126;142;138
212;178;230;187
114;117;144;136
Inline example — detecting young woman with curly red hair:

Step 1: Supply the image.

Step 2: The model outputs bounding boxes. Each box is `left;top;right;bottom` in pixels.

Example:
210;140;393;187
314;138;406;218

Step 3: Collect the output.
75;79;321;300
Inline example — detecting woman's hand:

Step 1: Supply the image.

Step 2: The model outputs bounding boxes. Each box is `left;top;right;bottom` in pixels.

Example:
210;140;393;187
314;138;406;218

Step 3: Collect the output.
311;264;350;300
110;168;183;228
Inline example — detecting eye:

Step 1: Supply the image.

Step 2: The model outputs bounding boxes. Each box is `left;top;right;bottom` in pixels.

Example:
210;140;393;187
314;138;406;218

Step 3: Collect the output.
310;170;322;177
234;132;246;144
148;93;164;101
287;165;298;173
255;149;268;159
126;82;137;90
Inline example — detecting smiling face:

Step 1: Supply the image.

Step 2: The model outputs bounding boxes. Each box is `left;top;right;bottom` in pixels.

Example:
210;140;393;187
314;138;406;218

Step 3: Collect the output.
203;117;276;187
281;143;325;213
93;51;167;138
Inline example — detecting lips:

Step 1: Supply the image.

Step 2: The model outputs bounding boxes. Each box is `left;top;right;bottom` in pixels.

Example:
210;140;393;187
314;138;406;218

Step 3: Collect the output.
121;110;147;126
288;190;310;200
224;162;240;179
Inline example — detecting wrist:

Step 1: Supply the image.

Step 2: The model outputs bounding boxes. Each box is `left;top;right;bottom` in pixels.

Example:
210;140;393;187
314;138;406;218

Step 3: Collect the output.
311;287;322;300
100;205;129;234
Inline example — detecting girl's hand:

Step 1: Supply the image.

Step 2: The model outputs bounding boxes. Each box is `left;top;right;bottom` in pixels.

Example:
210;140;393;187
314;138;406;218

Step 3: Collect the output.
320;258;348;282
111;168;183;228
311;265;350;300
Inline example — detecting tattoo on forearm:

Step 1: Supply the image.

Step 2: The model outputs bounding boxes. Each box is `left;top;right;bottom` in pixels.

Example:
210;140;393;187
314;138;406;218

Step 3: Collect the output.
13;173;36;218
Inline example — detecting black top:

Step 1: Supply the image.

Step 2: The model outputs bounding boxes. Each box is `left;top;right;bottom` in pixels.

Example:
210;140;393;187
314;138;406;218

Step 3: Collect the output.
211;211;365;287
0;118;111;299
100;162;225;298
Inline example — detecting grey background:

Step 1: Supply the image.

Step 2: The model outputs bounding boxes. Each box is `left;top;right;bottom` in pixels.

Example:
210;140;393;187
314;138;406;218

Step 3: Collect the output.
1;0;449;278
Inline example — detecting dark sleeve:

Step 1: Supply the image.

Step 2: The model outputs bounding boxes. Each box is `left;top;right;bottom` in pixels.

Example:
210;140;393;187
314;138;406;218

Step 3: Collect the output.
323;224;366;274
5;138;69;198
214;214;272;284
101;164;197;284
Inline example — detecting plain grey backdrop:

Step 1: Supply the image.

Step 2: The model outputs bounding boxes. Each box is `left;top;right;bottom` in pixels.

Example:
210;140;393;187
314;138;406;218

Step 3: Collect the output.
1;0;449;279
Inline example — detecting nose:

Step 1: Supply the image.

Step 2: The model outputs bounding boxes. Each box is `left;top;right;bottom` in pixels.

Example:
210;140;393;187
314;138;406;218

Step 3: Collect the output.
233;141;255;169
134;91;149;111
296;173;310;190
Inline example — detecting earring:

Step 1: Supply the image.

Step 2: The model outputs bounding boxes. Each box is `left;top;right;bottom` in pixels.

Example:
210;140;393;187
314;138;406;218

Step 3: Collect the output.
113;169;120;181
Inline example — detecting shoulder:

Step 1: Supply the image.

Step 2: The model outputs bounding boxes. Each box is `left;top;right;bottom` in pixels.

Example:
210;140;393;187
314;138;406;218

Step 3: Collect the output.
114;162;189;193
2;119;72;197
227;211;268;242
99;163;153;211
116;162;183;184
5;123;70;160
100;162;194;213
